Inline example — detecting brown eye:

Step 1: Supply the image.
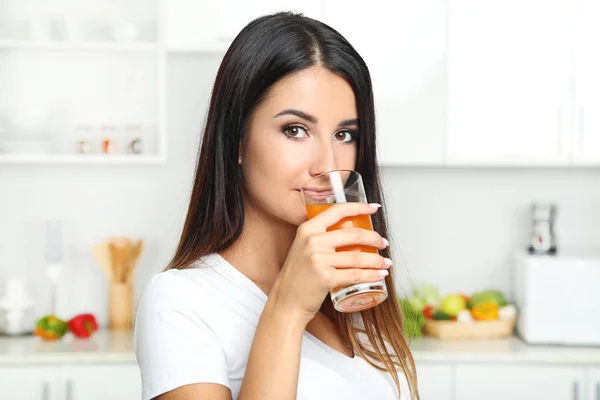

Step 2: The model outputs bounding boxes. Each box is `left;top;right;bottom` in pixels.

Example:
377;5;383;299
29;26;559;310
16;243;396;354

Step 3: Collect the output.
283;125;308;139
333;131;354;143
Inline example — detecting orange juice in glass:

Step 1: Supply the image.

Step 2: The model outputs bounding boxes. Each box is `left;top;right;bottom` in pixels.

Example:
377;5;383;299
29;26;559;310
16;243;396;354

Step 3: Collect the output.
301;170;388;313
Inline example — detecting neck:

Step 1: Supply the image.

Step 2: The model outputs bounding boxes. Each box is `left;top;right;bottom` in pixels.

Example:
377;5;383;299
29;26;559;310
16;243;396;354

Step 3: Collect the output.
220;199;297;295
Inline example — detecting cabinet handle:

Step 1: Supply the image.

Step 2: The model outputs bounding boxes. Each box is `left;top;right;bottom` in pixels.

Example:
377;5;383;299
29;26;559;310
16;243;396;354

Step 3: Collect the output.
42;381;49;400
578;105;585;153
66;379;73;400
557;105;563;153
572;381;579;400
596;382;599;400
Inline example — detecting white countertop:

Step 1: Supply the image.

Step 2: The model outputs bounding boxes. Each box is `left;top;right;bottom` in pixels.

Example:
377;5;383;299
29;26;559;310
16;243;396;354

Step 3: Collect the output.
410;336;600;365
0;330;136;364
2;330;600;365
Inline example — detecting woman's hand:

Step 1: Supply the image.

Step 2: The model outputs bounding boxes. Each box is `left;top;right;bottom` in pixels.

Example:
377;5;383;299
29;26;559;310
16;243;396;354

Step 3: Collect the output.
270;202;390;324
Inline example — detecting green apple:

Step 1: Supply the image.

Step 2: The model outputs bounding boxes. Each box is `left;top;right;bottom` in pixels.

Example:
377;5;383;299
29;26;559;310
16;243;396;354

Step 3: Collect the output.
408;295;425;311
440;294;467;317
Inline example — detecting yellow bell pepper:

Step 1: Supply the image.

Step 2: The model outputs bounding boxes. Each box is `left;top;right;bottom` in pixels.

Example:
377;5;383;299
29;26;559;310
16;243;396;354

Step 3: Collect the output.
471;301;499;321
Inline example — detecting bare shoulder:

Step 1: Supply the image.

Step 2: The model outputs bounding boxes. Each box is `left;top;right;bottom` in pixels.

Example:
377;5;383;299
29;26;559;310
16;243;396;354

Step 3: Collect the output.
154;382;232;400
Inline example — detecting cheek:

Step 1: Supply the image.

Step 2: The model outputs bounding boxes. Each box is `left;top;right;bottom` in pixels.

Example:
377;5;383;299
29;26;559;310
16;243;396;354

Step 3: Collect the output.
335;143;358;170
242;135;304;205
247;135;307;175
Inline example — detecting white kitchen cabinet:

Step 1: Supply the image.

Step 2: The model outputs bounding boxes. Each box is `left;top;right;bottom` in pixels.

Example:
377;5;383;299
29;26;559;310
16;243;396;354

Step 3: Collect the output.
164;0;321;52
574;0;600;164
0;366;59;400
321;0;447;166
163;0;224;51
586;368;600;400
165;0;447;165
216;0;321;42
0;364;139;400
447;0;572;165
416;363;454;400
455;365;584;400
60;365;141;400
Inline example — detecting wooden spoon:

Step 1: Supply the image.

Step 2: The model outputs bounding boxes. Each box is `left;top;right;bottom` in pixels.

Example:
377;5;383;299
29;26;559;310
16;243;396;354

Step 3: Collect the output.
125;240;143;283
109;241;128;284
91;241;112;281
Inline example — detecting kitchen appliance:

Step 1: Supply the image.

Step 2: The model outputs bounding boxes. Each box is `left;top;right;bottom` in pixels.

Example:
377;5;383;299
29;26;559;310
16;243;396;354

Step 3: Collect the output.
527;202;557;255
45;219;64;316
513;250;600;346
0;278;35;336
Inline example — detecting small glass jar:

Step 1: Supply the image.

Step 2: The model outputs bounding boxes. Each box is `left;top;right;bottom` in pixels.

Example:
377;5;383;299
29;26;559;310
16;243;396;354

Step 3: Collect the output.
100;125;117;154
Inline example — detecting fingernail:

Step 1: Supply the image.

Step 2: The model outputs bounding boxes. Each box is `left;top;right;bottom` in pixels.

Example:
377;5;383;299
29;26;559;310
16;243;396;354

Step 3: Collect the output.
369;203;382;209
378;270;389;277
384;257;392;266
382;238;390;247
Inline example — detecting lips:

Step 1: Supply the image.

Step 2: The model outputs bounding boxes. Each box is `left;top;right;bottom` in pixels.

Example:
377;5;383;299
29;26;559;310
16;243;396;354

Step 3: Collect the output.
299;187;333;197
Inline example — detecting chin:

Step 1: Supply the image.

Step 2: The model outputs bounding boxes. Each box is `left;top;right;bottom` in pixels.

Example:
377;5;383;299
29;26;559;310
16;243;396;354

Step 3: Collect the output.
293;213;309;226
281;209;308;227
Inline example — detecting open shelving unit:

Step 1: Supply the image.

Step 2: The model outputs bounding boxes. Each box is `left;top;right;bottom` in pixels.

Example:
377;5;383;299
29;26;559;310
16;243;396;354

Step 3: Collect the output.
0;39;159;52
0;0;167;165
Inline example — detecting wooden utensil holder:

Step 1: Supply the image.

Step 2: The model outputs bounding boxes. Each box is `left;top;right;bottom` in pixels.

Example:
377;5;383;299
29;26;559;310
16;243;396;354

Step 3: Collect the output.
109;282;133;331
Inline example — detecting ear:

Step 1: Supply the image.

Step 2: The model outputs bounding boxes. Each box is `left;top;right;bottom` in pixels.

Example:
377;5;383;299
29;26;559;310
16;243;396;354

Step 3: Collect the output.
238;143;242;165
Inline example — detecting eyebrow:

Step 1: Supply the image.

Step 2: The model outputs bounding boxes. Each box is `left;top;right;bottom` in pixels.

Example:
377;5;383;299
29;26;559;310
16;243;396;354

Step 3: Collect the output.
274;109;359;128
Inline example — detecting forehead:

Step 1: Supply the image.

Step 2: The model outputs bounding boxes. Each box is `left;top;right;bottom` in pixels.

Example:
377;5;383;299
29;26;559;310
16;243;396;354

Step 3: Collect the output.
259;67;357;119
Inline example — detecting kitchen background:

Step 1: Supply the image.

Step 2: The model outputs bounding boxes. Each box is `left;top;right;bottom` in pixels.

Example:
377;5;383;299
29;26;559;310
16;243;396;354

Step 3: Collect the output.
1;0;600;399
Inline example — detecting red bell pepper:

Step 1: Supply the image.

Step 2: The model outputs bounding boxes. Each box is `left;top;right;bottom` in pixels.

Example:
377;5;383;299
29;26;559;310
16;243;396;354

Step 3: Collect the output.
68;313;99;338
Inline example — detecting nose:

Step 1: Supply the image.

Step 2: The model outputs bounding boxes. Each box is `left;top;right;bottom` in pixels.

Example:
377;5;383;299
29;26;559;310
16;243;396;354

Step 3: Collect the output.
308;138;338;177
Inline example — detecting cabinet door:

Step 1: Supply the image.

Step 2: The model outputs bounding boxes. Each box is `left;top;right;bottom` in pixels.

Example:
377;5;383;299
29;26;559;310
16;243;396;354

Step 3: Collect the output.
586;368;600;400
322;0;447;166
61;364;141;400
165;0;321;52
574;0;600;164
216;0;322;42
455;365;583;400
0;366;59;400
447;0;572;165
416;363;454;400
163;1;226;51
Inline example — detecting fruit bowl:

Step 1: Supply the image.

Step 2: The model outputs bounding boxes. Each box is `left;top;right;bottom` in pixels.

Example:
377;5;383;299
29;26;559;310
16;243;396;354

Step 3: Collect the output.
404;284;519;340
423;316;517;340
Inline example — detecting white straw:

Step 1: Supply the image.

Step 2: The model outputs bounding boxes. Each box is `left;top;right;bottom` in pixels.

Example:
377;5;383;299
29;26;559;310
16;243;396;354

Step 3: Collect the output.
330;171;347;203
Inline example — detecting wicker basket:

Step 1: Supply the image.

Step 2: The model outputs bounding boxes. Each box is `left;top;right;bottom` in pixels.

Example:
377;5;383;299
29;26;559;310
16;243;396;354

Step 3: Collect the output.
423;317;517;340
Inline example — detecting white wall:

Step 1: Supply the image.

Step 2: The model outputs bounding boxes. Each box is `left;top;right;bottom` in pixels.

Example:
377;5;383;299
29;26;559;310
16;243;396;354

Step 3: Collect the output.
1;55;599;326
382;166;600;299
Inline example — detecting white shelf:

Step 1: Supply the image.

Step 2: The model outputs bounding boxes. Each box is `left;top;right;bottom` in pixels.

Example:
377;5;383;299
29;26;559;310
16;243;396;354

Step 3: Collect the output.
0;154;167;165
0;40;159;52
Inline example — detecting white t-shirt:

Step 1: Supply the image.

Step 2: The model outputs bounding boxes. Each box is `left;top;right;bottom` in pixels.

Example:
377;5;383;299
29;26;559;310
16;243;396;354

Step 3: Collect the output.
134;253;410;400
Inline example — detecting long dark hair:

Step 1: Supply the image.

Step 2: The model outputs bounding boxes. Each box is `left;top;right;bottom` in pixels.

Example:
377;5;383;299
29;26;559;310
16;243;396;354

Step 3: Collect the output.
166;11;418;399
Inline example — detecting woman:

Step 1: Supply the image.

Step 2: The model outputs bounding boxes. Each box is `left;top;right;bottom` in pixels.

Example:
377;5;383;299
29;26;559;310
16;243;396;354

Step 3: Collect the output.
134;11;418;400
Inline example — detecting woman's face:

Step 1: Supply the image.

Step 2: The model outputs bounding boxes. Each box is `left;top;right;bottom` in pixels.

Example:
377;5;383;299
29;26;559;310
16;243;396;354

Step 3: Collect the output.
240;66;359;226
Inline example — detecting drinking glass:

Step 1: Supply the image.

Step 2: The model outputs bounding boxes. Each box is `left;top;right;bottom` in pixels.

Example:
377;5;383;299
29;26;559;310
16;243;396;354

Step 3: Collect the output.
301;170;388;313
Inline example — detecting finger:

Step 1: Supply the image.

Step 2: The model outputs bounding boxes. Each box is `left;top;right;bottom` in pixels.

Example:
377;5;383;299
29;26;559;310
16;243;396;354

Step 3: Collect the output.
307;202;381;231
311;228;388;251
331;268;389;288
317;251;391;269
